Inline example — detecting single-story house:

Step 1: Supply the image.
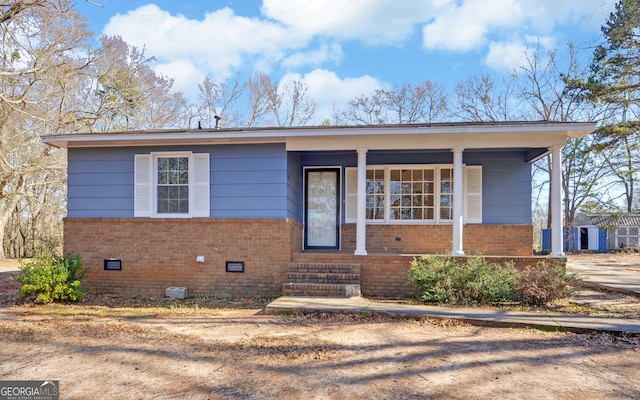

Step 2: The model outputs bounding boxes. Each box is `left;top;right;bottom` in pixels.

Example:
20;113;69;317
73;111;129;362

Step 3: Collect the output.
573;213;640;251
43;121;595;298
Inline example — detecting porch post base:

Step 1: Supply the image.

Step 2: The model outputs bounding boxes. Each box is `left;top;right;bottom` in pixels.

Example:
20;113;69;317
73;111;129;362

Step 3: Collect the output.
548;252;566;259
354;249;368;256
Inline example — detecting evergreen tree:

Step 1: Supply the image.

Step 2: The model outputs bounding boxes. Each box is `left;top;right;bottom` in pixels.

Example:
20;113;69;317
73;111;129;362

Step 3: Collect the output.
564;0;640;212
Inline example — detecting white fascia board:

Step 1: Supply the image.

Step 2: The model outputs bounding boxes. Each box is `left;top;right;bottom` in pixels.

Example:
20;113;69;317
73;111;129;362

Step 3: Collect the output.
286;131;572;151
41;122;596;149
42;131;287;148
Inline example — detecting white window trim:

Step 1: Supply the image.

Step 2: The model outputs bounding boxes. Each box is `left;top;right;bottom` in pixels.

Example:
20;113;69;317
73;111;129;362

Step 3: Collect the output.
134;151;210;218
152;151;194;218
345;164;481;225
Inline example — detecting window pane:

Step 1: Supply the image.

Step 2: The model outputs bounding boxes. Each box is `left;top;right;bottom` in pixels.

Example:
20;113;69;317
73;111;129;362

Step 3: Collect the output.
390;194;400;207
425;194;434;206
158;171;168;185
425;207;434;219
366;169;375;180
424;182;433;194
156;156;189;214
402;182;412;194
157;186;168;213
390;181;401;194
441;180;452;194
365;169;385;219
412;208;423;219
424;169;434;181
179;171;188;184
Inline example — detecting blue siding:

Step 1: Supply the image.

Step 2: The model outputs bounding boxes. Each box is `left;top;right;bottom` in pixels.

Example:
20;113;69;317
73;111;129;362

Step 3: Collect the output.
67;145;532;224
299;150;532;225
465;151;531;224
68;144;289;219
210;144;288;218
67;148;135;218
287;152;302;222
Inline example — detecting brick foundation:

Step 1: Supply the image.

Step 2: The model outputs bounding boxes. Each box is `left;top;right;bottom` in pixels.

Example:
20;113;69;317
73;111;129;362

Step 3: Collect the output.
64;218;302;298
64;218;538;298
341;224;533;256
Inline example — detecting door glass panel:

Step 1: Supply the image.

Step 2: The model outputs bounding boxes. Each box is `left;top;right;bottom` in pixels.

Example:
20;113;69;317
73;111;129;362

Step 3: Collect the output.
306;170;338;248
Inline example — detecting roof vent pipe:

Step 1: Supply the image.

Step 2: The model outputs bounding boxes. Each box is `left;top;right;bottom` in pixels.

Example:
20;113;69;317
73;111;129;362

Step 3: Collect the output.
215;115;221;129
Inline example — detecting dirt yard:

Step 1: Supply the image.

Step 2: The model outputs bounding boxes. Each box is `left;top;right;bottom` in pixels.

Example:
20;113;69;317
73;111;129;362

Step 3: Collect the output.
1;256;639;399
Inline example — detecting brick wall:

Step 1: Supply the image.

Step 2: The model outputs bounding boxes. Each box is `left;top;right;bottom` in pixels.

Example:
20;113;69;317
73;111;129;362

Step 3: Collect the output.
65;218;536;299
292;253;563;299
341;224;533;256
64;218;302;298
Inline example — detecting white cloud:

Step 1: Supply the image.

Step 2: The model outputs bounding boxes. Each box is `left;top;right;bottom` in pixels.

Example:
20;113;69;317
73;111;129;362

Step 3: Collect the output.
98;0;616;107
484;36;555;71
483;41;528;71
103;5;304;79
261;0;446;45
281;43;344;69
518;0;617;33
422;0;523;51
421;0;615;52
154;60;204;100
281;69;386;121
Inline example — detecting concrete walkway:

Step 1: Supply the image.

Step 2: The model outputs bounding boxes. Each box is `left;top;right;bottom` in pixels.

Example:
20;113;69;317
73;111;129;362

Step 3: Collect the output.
567;258;640;295
265;296;640;335
265;257;640;336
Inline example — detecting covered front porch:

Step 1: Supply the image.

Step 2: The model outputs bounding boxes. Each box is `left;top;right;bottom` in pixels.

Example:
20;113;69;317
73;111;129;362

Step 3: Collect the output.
290;124;577;259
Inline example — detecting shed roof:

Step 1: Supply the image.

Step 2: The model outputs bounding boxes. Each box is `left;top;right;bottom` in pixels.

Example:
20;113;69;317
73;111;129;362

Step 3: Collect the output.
576;213;640;227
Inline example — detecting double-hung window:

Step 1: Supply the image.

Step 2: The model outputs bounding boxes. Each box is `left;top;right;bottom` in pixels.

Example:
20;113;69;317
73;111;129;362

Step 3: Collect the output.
134;152;210;218
346;165;481;224
157;156;189;214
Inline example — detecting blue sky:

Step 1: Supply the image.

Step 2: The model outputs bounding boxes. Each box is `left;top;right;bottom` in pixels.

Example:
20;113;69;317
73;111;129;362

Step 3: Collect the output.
73;0;617;120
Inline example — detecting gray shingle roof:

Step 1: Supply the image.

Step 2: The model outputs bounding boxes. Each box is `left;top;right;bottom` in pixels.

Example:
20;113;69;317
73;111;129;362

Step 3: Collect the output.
576;213;640;227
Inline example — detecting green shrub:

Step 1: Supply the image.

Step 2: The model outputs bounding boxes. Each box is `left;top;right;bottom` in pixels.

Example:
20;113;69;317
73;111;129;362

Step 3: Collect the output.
408;255;518;305
514;260;576;306
15;252;88;304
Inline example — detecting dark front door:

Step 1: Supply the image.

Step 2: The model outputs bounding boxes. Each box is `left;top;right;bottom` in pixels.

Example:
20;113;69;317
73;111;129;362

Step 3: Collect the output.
304;168;340;249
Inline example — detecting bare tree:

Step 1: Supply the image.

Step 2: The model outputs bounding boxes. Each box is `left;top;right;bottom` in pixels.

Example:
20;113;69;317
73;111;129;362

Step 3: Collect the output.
85;35;189;132
453;73;521;122
0;0;91;258
338;81;449;125
0;1;190;258
195;75;243;129
245;72;277;127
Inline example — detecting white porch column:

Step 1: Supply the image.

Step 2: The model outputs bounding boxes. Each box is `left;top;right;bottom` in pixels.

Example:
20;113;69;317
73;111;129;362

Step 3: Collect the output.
550;145;565;258
451;147;465;256
354;148;368;255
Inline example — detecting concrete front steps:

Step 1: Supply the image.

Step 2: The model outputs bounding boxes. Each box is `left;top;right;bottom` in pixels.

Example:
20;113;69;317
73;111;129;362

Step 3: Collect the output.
282;262;362;297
